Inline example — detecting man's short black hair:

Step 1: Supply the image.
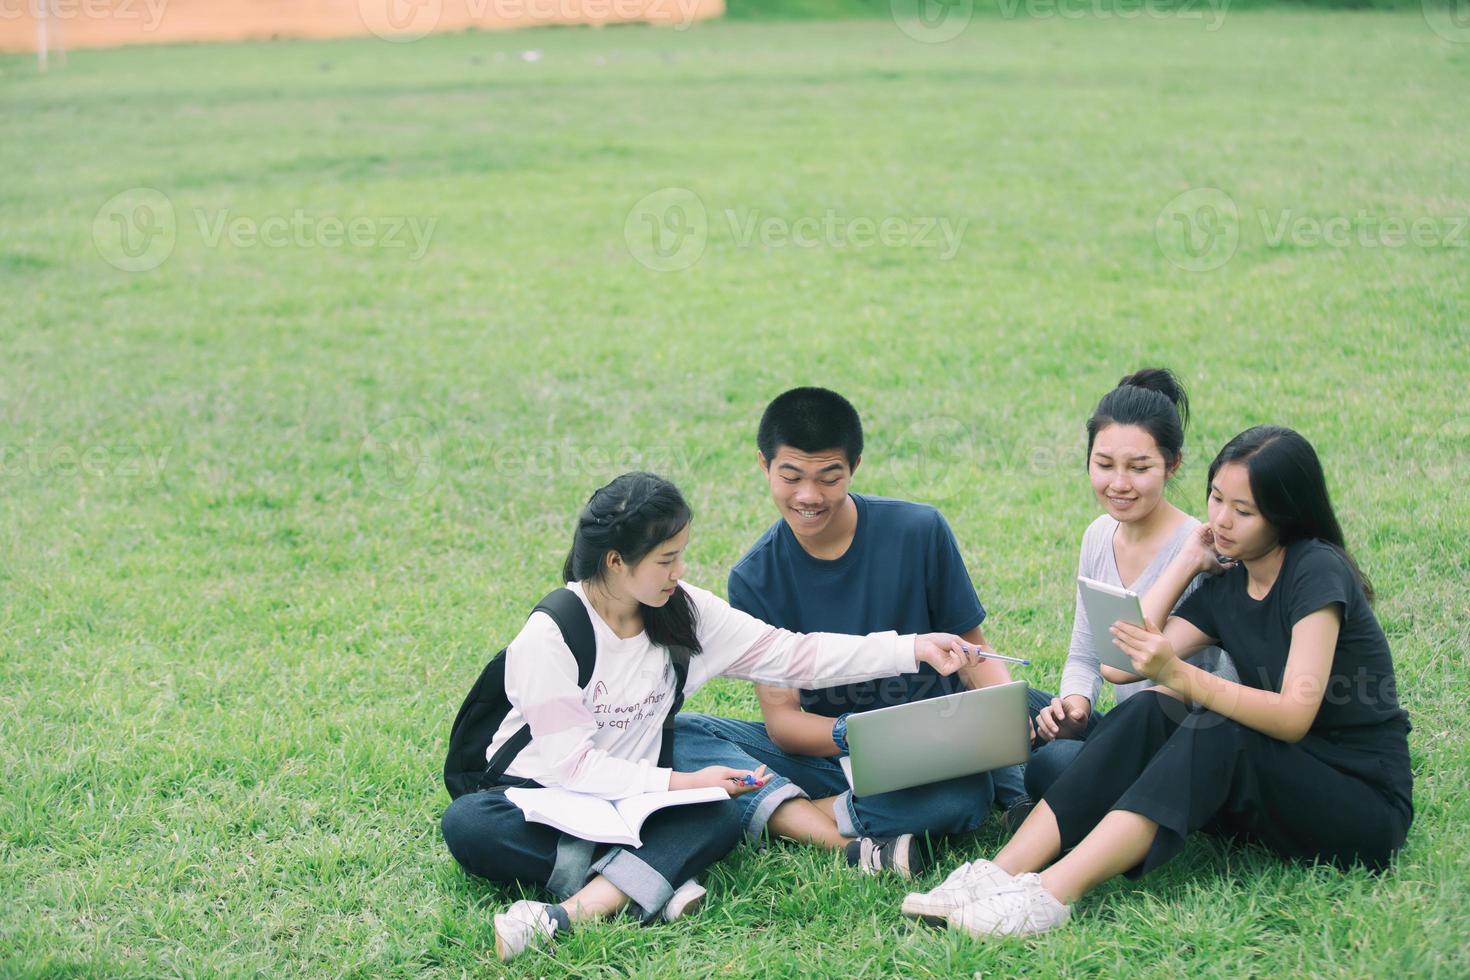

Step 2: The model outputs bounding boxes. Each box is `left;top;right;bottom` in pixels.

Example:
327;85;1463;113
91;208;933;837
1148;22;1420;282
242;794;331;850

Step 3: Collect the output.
757;387;864;468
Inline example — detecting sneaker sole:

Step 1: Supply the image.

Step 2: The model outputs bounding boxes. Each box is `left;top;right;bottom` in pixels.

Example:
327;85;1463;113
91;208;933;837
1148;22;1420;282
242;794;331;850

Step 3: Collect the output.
900;894;958;925
492;918;513;962
494;915;550;962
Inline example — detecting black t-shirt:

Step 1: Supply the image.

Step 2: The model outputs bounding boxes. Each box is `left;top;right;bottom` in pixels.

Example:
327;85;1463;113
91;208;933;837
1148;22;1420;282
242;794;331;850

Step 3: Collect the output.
1174;538;1412;811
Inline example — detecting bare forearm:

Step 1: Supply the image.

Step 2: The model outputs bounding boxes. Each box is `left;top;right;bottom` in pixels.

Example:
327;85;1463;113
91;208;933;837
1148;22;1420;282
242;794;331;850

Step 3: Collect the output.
957;626;1013;690
1100;663;1145;685
1142;557;1197;631
768;711;842;757
1156;659;1314;743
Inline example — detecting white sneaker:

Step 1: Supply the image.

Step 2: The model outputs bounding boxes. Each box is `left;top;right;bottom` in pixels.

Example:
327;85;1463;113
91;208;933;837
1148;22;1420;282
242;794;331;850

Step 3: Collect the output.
948;873;1071;939
661;879;707;922
493;900;561;962
900;858;1015;924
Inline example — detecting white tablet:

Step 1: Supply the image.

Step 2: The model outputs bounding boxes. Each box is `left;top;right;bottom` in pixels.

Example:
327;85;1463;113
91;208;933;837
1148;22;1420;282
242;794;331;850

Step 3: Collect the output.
1077;575;1145;673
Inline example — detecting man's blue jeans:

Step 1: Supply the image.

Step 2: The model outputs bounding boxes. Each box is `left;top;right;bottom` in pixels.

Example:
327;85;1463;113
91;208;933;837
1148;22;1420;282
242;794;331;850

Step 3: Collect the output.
673;687;1050;844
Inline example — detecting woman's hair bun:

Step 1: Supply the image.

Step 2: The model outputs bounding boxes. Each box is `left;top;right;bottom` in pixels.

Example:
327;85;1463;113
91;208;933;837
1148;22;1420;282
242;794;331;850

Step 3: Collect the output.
1116;367;1189;430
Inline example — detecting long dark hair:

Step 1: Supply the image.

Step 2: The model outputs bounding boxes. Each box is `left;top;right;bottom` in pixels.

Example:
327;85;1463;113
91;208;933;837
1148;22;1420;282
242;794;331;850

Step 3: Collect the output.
562;472;702;654
1086;367;1191;470
1207;425;1374;603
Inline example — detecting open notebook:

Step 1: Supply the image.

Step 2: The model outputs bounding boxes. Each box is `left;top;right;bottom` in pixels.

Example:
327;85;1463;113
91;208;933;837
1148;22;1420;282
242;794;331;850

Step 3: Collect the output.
504;786;728;847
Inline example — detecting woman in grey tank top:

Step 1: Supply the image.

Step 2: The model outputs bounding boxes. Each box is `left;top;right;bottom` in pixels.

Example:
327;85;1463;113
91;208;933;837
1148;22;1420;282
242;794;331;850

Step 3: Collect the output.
1025;370;1235;801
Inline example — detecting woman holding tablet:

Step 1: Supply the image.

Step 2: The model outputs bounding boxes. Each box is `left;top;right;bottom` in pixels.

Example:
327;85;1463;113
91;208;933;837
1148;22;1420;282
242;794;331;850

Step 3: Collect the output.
1026;369;1235;800
439;472;980;961
909;425;1413;938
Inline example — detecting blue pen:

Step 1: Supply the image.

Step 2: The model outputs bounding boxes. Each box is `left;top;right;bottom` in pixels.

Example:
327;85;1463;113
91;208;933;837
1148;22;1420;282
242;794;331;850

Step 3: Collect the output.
961;644;1031;667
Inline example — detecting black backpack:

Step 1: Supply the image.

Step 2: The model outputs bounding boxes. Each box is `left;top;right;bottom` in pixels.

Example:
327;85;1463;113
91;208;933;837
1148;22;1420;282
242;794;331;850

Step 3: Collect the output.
443;588;691;800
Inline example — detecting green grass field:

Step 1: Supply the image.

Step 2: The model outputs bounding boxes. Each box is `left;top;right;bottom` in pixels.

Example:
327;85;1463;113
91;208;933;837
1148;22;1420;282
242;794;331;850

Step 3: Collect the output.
3;9;1469;977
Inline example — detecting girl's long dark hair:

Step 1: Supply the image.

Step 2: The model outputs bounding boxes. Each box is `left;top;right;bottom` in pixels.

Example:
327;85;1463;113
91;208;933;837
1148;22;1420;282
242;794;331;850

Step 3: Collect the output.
562;472;702;654
1207;425;1374;603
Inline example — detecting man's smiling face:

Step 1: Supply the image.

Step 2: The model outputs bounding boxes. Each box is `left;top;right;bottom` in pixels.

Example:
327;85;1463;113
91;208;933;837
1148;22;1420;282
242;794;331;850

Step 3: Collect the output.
760;444;856;544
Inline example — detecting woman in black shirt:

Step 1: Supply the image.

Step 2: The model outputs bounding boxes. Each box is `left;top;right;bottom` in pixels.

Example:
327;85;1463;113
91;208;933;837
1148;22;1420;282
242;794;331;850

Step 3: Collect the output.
919;425;1412;939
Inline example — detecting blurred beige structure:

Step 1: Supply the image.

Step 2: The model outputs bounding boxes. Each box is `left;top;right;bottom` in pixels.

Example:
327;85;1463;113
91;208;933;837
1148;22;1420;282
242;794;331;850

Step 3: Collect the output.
0;0;724;53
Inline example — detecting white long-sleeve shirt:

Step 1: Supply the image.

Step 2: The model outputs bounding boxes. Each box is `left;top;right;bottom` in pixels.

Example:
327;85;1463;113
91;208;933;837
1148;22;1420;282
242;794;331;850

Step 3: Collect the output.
490;580;919;798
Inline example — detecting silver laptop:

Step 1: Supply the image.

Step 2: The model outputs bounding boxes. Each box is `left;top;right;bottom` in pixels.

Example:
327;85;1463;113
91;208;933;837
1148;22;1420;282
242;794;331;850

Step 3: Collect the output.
837;680;1031;797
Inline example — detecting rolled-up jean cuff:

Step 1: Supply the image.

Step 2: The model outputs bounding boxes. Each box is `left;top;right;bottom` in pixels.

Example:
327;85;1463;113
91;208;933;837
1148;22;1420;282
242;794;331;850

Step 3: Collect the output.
835;790;861;839
744;778;808;844
546;834;598;900
589;848;672;924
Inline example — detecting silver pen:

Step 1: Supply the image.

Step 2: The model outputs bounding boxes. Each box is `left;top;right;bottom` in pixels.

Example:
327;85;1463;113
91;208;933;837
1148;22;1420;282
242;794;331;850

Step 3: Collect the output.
959;643;1031;667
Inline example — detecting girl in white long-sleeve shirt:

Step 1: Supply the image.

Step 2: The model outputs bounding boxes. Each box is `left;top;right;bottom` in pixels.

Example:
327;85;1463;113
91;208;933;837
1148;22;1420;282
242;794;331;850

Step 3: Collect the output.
440;472;977;963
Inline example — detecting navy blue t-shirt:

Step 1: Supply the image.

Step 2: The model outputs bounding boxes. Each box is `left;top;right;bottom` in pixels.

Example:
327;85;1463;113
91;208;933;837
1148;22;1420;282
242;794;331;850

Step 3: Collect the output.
727;493;986;717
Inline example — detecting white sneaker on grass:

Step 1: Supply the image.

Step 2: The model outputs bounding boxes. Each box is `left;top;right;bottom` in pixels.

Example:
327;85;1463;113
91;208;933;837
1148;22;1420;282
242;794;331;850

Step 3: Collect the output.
947;873;1071;939
900;858;1015;924
493;900;564;962
661;879;707;922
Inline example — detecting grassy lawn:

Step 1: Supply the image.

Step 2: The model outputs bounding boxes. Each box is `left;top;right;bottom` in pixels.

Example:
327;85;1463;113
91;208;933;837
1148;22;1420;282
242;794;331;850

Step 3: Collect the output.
3;10;1468;977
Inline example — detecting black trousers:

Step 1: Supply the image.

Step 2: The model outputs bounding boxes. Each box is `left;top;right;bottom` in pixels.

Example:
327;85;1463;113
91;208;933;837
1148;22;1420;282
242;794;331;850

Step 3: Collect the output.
1043;692;1411;877
441;786;744;922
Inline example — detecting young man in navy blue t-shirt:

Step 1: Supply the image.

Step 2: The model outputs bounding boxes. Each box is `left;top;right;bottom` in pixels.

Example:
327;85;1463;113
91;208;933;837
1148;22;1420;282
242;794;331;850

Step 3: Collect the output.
674;387;1046;877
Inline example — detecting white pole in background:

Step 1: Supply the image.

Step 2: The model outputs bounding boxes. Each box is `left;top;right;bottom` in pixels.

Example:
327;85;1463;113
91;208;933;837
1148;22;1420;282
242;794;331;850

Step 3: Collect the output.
35;0;48;71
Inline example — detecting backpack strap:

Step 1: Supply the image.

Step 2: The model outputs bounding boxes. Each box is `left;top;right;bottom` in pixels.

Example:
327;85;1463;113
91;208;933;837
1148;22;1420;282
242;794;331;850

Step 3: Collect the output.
657;647;692;769
484;588;596;783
